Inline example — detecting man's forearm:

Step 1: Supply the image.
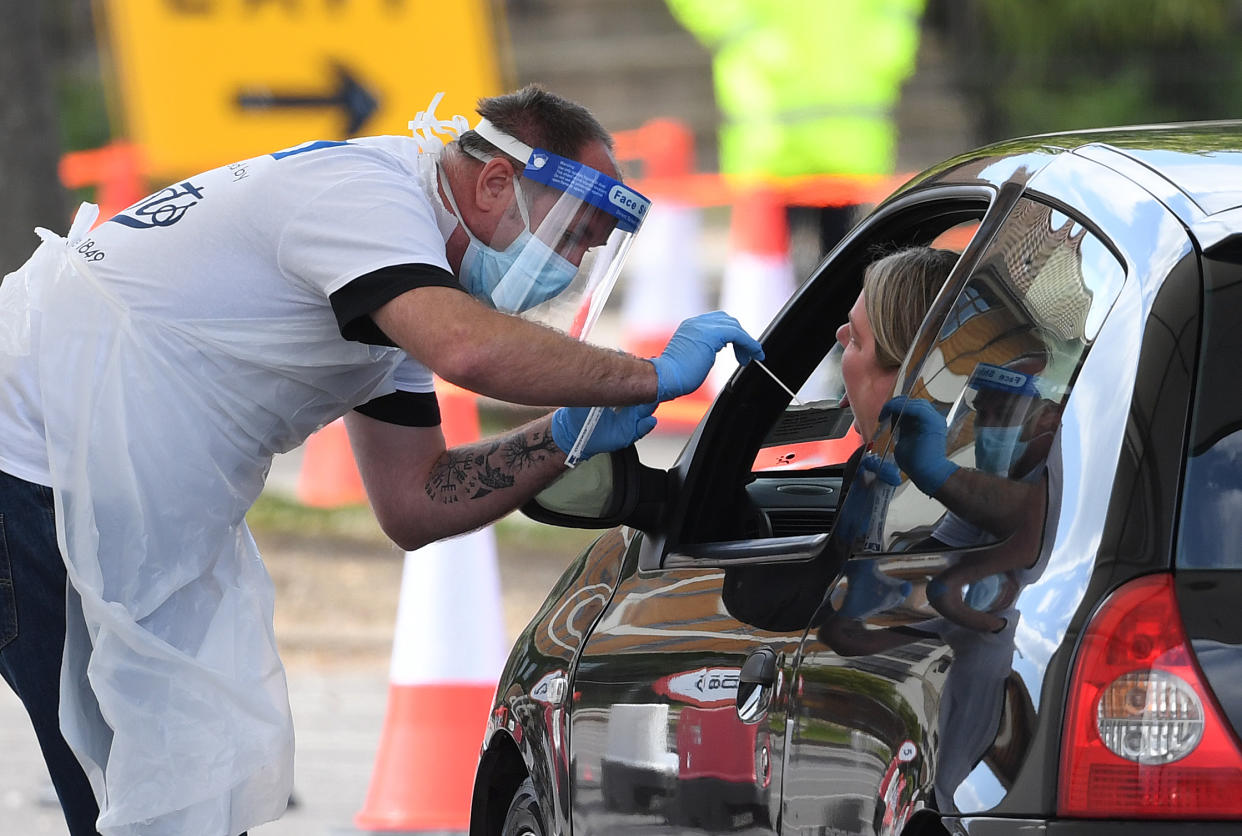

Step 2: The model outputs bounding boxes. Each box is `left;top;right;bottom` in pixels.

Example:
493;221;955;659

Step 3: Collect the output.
374;287;660;407
424;418;562;505
411;415;569;546
449;333;658;407
934;468;1039;538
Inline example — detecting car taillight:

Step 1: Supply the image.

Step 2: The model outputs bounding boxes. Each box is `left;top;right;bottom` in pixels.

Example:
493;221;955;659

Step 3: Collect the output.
1059;573;1242;818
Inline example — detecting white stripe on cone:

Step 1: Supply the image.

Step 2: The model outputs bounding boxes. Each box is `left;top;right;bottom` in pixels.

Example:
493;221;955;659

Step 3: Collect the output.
389;526;509;686
354;526;509;831
711;251;796;390
622;201;710;344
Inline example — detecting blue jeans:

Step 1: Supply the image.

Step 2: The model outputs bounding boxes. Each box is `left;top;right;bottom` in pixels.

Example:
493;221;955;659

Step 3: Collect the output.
0;468;101;835
0;469;254;836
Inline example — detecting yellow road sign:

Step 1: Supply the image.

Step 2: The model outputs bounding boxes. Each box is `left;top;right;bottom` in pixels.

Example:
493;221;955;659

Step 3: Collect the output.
96;0;506;180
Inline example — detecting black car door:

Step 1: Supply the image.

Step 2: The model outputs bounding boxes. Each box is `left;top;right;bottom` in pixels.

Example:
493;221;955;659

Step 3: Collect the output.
566;189;1001;835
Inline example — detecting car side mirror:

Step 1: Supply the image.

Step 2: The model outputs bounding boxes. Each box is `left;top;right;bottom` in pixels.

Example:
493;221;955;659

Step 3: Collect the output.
522;446;668;531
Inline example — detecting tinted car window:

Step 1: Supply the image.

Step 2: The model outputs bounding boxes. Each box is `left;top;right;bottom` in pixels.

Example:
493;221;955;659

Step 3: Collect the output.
1177;244;1242;569
864;199;1126;561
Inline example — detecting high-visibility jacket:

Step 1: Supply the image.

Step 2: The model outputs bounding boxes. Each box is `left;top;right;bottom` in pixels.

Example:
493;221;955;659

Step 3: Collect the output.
668;0;925;177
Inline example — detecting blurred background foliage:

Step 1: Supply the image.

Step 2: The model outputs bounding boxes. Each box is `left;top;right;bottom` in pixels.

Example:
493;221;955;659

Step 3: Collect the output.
45;0;112;152
935;0;1242;140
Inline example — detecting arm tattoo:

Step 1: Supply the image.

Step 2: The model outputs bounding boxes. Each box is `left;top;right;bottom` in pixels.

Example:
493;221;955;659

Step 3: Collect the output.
503;429;559;470
425;425;562;504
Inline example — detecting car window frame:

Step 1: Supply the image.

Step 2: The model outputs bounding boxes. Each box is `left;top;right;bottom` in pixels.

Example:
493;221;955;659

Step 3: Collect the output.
1176;236;1242;570
637;184;1018;572
861;193;1131;561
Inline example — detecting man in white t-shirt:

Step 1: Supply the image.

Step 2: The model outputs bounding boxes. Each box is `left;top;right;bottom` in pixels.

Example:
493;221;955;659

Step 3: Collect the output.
0;85;762;836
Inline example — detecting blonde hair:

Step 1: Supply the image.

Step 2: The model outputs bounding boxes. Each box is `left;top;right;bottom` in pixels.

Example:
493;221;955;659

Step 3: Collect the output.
863;247;958;369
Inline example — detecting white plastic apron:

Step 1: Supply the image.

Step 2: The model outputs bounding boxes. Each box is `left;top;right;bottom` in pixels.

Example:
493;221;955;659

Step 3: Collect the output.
3;204;402;835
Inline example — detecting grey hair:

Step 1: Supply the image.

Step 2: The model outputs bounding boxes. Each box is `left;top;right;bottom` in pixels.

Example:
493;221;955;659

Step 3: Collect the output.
455;84;613;166
863;246;958;369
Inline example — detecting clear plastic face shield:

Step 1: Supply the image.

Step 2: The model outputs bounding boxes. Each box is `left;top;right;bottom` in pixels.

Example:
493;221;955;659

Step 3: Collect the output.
945;361;1049;476
449;119;652;338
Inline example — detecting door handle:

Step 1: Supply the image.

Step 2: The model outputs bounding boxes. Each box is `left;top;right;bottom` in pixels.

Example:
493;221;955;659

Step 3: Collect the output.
736;647;778;723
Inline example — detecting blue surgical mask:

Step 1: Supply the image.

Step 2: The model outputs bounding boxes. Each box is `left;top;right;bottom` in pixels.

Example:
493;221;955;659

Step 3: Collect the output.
974;424;1027;475
440;164;578;313
459;228;526;300
462;229;578;313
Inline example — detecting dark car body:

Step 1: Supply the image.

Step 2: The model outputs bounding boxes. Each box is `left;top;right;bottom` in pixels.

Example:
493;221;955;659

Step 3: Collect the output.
470;124;1242;835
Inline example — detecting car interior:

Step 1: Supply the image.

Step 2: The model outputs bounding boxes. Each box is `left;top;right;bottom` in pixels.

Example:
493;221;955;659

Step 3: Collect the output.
674;196;995;549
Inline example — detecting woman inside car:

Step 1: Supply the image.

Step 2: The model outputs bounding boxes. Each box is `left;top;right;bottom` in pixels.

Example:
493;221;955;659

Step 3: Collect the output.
835;246;959;444
723;246;957;631
830;249;1060;633
825;245;958;557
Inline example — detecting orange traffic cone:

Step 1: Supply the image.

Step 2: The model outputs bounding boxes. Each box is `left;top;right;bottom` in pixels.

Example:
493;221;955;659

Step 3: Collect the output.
58;141;146;226
712;187;797;391
355;382;508;832
296;418;368;508
435;380;481;447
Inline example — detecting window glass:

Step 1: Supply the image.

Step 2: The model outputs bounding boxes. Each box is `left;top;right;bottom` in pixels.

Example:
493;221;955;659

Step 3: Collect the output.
862;199;1126;556
750;344;859;474
1177;254;1242;569
749;219;985;475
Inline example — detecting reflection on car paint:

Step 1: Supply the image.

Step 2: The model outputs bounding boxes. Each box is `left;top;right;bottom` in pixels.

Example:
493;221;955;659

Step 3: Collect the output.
474;125;1242;836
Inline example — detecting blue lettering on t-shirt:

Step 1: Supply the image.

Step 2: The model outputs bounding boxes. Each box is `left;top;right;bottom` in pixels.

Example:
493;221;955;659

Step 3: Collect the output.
271;140;351;160
111;181;206;230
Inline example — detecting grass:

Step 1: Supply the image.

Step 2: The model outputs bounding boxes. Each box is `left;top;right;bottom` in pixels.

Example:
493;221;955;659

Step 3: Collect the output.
245;491;602;556
245;401;606;555
245;492;389;545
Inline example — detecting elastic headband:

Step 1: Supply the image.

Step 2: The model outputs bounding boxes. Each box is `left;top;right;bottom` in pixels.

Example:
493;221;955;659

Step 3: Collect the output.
473;118;536;165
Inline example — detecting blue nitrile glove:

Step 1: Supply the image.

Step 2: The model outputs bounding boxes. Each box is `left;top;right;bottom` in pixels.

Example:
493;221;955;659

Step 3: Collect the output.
550;402;659;461
831;453;901;546
649;311;764;402
861;451;903;488
880;395;959;496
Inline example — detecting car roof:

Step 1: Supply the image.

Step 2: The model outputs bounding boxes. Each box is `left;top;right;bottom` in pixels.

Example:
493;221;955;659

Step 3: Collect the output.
912;121;1242;219
1028;121;1242;216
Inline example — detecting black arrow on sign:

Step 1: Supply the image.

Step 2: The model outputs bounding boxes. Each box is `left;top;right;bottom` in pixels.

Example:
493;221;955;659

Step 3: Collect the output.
236;63;379;135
